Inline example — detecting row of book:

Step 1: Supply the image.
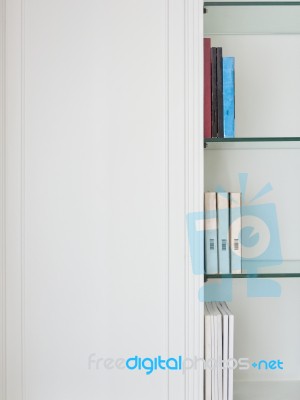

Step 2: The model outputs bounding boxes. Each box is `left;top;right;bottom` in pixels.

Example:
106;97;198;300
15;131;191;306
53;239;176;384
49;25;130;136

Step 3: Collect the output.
204;38;235;139
204;302;234;400
205;192;242;274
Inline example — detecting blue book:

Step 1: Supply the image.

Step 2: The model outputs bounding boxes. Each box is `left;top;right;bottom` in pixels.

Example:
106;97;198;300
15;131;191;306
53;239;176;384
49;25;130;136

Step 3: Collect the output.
223;57;235;138
217;193;230;274
205;192;218;274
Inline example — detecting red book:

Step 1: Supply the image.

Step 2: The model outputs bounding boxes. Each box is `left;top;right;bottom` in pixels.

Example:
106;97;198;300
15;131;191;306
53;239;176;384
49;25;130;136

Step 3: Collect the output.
204;38;212;138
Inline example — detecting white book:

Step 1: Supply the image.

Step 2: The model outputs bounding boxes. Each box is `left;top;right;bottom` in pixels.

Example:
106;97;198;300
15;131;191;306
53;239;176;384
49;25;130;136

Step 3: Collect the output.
217;302;229;400
205;192;218;274
229;193;242;274
212;302;223;400
204;304;212;400
206;302;221;400
206;303;216;400
217;193;230;274
222;303;234;400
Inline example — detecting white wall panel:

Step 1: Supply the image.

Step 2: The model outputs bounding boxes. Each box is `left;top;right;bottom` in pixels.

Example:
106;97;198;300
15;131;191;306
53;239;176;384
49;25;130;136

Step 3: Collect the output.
2;0;203;399
25;0;168;398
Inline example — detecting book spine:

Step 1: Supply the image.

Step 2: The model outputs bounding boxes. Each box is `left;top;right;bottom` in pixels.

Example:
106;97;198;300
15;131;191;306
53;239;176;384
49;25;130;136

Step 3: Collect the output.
204;38;212;138
206;303;217;400
217;193;230;274
223;303;234;400
211;47;218;138
204;305;212;400
228;313;234;400
223;57;235;138
213;303;223;400
216;47;224;138
205;192;218;274
229;193;242;274
217;302;228;400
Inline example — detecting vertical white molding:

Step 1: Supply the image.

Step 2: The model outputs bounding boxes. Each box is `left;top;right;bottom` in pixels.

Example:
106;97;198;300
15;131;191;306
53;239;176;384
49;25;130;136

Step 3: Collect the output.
165;0;170;398
21;0;25;398
166;0;171;395
168;0;203;398
0;0;6;399
5;0;23;397
185;0;203;400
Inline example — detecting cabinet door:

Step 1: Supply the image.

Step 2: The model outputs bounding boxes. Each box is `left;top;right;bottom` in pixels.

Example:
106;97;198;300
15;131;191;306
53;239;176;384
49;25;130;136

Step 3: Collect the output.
1;0;203;399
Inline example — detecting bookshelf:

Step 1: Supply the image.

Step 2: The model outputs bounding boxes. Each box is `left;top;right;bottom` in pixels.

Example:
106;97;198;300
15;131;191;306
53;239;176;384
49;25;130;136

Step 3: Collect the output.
205;137;300;149
205;260;300;280
203;2;300;399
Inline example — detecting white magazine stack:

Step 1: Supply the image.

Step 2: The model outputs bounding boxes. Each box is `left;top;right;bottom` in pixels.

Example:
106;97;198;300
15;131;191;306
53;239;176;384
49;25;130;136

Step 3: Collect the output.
204;302;234;400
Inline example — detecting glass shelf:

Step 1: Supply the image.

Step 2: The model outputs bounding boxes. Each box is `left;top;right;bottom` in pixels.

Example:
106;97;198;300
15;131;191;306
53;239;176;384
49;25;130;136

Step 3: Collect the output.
204;1;300;6
204;1;300;35
205;260;300;280
204;137;300;150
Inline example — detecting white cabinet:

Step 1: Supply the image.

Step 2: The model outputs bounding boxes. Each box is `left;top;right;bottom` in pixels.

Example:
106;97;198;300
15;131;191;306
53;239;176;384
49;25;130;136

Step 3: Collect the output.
0;0;203;399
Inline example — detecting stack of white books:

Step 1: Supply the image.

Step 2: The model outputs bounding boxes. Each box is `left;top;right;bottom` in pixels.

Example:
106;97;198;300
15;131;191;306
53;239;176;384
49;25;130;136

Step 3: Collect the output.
204;302;234;400
204;192;242;274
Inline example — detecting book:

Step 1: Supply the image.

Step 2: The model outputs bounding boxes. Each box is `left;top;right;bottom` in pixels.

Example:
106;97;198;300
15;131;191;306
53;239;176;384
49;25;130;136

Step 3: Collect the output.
229;193;242;274
204;38;212;138
205;192;218;274
217;193;230;274
223;57;235;138
206;302;218;400
204;304;212;400
211;47;218;138
204;302;234;400
212;302;223;400
216;302;229;400
216;47;224;138
222;303;234;400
